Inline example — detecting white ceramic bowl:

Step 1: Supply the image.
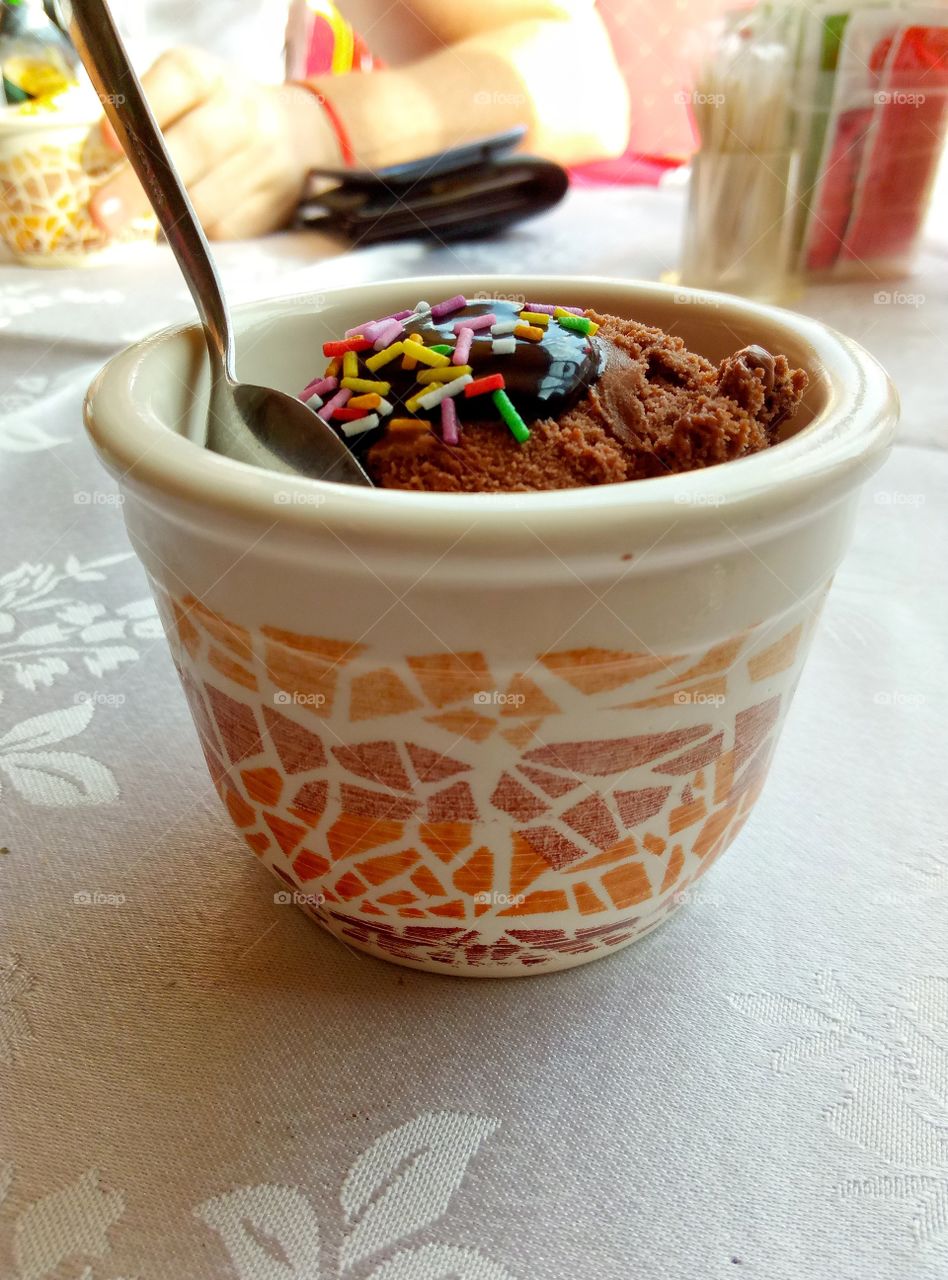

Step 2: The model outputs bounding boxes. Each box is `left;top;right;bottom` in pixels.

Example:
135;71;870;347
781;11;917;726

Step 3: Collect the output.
84;276;897;975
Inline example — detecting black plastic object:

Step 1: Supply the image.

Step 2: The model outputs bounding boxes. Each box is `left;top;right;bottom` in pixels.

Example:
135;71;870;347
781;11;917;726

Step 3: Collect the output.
295;127;569;244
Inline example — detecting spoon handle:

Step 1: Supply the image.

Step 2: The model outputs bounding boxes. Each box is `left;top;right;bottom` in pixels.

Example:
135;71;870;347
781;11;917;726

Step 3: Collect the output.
68;0;235;379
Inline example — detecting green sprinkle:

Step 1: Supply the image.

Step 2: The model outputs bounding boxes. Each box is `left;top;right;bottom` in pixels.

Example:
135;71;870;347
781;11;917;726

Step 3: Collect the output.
430;343;454;355
492;389;530;443
557;313;594;336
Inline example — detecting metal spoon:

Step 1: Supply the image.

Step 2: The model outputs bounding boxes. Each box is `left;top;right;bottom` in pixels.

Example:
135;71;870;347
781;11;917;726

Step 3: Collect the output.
67;0;373;486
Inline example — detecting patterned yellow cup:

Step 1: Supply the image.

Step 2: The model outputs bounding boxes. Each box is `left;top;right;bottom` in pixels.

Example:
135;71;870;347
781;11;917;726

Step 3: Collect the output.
0;99;156;266
84;277;898;975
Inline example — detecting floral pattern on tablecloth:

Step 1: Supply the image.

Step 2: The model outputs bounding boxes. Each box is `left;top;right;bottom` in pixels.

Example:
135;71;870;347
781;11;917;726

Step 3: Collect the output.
731;972;948;1247
0;554;160;807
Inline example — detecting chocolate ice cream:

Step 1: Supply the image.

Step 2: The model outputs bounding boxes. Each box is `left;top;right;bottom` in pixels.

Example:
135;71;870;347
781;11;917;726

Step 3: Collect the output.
299;297;808;492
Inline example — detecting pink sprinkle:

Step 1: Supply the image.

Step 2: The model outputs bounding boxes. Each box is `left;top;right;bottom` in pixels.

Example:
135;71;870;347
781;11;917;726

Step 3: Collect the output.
319;387;352;420
454;312;495;334
441;396;459;445
524;302;584;316
430;294;467;320
373;319;405;350
392;308;414;321
345;319;386;342
453;326;474;365
299;375;337;401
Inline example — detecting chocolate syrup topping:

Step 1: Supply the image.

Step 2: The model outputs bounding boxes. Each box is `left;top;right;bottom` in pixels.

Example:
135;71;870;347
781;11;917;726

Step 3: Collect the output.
414;300;603;408
340;298;606;452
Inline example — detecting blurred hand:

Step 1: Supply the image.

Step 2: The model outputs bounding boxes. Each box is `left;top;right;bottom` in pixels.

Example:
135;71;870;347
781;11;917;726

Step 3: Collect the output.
90;46;335;240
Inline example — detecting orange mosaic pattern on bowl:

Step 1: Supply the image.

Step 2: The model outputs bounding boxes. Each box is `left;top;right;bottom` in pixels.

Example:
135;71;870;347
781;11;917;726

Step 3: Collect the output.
155;588;814;969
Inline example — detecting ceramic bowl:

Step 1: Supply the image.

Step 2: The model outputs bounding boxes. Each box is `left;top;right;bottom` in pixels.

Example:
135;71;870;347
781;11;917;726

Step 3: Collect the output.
0;101;156;266
84;276;897;975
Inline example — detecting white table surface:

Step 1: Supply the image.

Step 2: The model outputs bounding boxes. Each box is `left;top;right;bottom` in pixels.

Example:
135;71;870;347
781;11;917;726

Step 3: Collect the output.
0;185;946;1280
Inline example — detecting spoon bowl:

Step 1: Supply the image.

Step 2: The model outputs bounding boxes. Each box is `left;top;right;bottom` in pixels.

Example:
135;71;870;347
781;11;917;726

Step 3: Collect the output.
210;377;373;483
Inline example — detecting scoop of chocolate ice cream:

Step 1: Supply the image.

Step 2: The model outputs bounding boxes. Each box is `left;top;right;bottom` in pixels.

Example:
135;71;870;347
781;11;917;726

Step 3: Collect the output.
364;308;807;492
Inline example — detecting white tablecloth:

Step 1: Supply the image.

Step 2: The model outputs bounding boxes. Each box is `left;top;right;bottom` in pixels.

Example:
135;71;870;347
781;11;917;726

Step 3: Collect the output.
1;187;946;1280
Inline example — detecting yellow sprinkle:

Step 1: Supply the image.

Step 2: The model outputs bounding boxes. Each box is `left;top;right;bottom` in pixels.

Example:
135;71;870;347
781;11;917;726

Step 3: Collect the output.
365;342;405;372
587;320;600;335
401;333;426;371
405;390;428;414
553;307;576;319
348;393;381;410
416;364;472;384
519;311;550;326
342;350;358;380
341;377;392;395
514;324;543;342
402;339;450;369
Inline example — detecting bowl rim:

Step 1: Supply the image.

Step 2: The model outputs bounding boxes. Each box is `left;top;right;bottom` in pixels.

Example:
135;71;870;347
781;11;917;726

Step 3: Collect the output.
84;274;899;540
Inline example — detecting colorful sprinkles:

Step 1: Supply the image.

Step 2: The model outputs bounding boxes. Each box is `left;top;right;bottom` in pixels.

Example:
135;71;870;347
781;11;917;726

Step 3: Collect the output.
416;373;473;411
465;373;506;397
441;395;459;445
429;294;466;319
453;326;474;366
298;374;337;401
402;340;450;368
373;318;405;350
492;388;530;443
365;342;405;372
526;302;583;316
339;413;380;437
340;377;392;395
416;364;472;384
557;313;599;337
454;312;495;334
319;387;352;420
300;297;599;448
322;337;371;357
